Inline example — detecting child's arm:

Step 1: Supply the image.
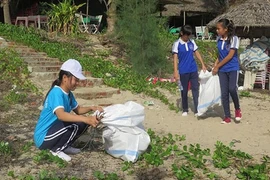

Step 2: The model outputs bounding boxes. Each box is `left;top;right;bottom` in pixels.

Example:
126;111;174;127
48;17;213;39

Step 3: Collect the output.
55;108;99;127
173;53;179;81
214;58;219;67
194;50;206;72
73;105;103;115
212;49;236;75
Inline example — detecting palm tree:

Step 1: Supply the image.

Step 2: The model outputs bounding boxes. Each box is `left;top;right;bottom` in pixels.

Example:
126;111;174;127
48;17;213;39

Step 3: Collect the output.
1;0;11;24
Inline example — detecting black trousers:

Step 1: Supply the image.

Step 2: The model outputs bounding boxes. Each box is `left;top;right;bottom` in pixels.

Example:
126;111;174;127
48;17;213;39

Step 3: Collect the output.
218;71;240;118
39;120;89;152
180;71;199;113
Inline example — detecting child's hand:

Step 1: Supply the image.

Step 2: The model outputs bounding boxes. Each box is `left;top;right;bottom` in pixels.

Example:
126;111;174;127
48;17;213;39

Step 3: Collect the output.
202;64;207;72
174;72;180;81
212;66;219;75
91;106;104;112
84;116;99;127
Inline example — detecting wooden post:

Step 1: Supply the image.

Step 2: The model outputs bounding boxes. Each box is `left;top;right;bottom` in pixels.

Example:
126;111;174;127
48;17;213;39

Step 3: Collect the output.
86;0;89;16
183;11;186;25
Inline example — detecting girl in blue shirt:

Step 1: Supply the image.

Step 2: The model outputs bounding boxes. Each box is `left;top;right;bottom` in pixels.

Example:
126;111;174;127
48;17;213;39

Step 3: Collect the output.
212;19;242;124
34;59;103;161
172;25;206;116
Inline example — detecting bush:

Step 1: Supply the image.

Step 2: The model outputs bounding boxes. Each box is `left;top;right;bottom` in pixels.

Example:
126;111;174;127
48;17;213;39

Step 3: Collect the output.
46;0;85;35
116;0;169;75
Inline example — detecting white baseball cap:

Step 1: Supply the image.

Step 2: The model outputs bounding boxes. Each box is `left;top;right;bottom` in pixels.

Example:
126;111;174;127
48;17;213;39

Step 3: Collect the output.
60;59;86;80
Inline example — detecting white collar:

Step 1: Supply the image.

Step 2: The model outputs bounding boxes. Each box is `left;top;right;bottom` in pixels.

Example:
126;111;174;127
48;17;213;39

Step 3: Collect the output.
55;85;69;95
179;38;190;44
220;36;228;41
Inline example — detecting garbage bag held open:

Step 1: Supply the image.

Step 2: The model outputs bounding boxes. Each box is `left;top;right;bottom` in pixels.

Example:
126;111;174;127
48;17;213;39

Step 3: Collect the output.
197;70;222;116
100;101;150;162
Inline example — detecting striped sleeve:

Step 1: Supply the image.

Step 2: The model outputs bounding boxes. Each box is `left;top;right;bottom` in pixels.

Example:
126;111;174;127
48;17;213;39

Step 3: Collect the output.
230;36;239;49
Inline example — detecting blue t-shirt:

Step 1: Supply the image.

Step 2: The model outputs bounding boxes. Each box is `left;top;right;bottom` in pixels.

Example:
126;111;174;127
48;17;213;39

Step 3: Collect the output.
217;36;240;72
34;86;78;148
172;38;198;74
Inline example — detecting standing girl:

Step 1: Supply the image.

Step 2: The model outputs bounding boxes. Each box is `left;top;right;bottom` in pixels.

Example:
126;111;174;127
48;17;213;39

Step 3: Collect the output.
212;19;242;124
34;59;103;161
172;25;206;116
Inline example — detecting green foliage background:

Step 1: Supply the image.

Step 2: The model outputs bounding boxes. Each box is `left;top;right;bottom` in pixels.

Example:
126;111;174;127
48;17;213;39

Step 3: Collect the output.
115;0;170;75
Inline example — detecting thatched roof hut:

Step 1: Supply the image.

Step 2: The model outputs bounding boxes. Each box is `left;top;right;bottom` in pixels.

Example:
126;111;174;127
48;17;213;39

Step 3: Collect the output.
207;0;270;38
161;0;219;16
159;0;189;5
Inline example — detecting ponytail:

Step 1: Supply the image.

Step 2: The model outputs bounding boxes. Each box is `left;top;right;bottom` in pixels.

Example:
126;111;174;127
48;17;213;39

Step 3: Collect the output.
217;18;235;44
43;70;73;105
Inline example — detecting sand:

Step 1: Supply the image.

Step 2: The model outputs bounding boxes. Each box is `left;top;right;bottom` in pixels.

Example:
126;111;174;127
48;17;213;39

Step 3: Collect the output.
78;89;270;160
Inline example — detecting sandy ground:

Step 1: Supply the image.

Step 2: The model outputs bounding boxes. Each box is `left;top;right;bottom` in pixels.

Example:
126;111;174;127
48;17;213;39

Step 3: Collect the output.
82;90;270;161
1;84;270;180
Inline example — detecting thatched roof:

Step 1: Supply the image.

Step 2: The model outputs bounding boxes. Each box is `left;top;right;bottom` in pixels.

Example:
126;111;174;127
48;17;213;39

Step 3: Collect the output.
161;0;219;16
207;0;270;28
159;0;189;5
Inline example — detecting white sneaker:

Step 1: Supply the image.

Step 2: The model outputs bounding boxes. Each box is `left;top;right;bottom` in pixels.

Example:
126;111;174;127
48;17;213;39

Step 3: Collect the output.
50;150;71;162
182;112;188;116
64;146;81;155
194;113;198;117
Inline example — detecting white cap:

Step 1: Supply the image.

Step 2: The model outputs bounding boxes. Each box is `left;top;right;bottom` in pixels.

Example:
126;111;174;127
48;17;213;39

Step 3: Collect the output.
60;59;86;80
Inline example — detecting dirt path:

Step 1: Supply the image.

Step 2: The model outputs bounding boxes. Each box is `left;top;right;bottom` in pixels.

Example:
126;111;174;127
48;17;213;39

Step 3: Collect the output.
1;87;270;179
83;90;270;160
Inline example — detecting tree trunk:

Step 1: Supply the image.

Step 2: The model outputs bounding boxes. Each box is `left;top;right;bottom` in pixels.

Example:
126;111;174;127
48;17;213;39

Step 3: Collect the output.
3;0;11;24
224;0;229;10
106;0;116;35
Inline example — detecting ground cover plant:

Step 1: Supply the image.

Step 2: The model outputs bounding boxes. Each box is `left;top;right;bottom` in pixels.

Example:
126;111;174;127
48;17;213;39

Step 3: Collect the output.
3;128;270;179
0;23;180;112
0;24;268;180
0;48;39;111
0;24;234;113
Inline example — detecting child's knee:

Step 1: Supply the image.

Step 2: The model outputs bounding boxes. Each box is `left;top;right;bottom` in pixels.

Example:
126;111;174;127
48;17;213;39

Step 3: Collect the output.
228;86;237;93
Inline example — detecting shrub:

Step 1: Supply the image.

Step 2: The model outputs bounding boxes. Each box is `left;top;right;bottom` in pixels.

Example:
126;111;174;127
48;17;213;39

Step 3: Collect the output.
46;0;85;35
116;0;169;76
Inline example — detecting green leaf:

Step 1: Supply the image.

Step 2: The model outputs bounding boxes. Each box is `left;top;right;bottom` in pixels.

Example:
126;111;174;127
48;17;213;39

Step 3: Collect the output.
183;145;187;151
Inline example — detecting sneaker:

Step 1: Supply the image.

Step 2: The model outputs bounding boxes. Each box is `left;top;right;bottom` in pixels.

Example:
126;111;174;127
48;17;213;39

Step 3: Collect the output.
182;112;188;116
221;117;231;124
194;113;198;117
64;146;81;155
235;109;242;122
50;150;71;162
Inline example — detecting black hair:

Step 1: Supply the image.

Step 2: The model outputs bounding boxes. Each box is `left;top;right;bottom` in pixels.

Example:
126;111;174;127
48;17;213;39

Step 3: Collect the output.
43;70;73;105
179;25;193;37
217;18;235;44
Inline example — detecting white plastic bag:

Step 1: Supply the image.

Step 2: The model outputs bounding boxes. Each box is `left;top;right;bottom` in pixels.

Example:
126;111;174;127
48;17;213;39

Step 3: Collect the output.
101;101;145;127
100;101;150;162
197;70;222;116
